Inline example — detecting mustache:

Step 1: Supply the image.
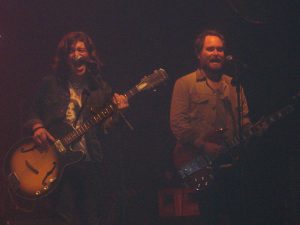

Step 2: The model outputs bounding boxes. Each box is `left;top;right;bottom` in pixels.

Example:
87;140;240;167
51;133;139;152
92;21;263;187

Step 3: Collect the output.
72;56;97;67
209;56;223;63
72;56;87;66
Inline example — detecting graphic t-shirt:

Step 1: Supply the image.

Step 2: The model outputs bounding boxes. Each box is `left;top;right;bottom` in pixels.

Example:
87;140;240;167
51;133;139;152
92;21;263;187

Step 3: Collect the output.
66;83;90;160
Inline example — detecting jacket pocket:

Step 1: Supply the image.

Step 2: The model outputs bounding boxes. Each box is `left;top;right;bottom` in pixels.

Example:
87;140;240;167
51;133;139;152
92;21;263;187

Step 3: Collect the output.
190;94;211;121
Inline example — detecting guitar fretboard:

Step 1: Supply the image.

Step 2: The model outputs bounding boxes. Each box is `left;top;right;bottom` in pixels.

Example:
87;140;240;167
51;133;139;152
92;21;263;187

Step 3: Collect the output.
227;104;295;150
60;87;139;146
54;68;168;147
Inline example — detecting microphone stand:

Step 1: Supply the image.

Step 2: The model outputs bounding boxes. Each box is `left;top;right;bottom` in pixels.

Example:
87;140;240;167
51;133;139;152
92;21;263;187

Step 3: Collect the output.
232;61;247;224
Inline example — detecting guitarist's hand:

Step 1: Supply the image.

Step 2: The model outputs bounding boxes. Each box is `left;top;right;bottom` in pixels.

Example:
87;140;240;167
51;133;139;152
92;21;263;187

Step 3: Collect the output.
203;142;223;158
113;93;129;110
194;138;223;158
32;125;55;149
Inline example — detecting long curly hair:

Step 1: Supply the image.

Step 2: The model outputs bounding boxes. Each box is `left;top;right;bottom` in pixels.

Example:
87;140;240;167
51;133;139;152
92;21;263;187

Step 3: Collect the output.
52;31;104;85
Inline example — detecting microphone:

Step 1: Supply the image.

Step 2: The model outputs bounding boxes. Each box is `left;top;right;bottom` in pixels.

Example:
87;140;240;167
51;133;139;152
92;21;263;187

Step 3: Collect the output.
73;56;97;68
225;55;247;68
225;55;234;62
225;55;247;86
73;55;85;67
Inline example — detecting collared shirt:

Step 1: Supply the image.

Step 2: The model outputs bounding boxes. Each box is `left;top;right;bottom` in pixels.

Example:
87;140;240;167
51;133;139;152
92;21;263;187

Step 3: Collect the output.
170;69;250;146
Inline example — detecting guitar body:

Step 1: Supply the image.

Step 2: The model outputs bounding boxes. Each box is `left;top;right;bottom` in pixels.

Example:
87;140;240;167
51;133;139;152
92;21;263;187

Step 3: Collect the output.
173;142;215;191
4;122;84;200
173;129;235;191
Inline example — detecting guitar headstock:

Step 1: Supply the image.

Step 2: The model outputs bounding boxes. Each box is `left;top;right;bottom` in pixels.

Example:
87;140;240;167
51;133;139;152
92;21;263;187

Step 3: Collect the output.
136;68;168;92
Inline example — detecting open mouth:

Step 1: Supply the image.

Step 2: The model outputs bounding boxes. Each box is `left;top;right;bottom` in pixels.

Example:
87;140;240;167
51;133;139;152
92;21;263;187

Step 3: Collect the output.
75;65;85;70
72;64;86;75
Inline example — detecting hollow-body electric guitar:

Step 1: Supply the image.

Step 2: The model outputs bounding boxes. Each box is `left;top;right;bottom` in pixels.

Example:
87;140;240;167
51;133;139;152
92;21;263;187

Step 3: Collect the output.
4;68;168;200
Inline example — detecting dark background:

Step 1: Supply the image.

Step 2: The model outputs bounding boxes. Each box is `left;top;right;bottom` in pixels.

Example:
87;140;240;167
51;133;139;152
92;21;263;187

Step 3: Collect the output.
0;0;300;224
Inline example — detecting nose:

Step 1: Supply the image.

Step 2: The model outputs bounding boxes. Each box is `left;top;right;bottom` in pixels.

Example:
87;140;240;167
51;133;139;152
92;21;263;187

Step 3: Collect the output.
212;49;219;55
73;50;81;59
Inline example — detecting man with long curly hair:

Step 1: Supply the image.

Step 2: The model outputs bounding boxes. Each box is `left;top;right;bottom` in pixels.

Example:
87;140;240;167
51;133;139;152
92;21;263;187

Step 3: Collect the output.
25;31;128;225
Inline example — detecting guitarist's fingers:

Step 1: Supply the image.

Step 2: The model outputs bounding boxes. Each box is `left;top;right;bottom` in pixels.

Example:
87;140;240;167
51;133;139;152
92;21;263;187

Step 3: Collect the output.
33;128;46;143
113;93;129;109
203;142;223;158
33;128;52;148
33;134;48;150
33;135;43;146
256;120;269;136
45;131;56;142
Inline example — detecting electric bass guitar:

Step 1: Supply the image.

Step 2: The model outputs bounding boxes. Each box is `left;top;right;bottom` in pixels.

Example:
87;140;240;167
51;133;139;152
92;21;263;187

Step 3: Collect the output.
173;93;299;191
4;68;168;200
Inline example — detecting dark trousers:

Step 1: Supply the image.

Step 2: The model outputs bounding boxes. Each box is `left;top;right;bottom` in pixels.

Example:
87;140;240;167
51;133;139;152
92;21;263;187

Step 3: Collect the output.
51;161;105;225
197;166;243;225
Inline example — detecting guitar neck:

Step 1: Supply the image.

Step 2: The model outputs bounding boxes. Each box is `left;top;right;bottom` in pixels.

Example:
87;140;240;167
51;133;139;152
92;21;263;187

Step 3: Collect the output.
227;104;295;149
60;86;139;146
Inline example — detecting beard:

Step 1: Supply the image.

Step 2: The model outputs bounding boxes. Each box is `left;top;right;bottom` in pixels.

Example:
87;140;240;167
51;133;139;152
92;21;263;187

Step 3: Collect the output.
200;55;224;71
199;57;224;81
202;62;224;74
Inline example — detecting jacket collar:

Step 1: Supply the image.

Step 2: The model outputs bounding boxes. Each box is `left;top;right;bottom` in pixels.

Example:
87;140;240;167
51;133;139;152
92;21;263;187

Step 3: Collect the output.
196;69;206;82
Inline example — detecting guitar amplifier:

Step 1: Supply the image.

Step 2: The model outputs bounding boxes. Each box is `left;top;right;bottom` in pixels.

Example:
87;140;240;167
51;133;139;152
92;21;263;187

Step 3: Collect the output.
158;188;200;217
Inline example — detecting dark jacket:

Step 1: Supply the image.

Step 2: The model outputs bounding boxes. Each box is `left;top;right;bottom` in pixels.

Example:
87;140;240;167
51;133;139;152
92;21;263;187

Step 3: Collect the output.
24;73;114;162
